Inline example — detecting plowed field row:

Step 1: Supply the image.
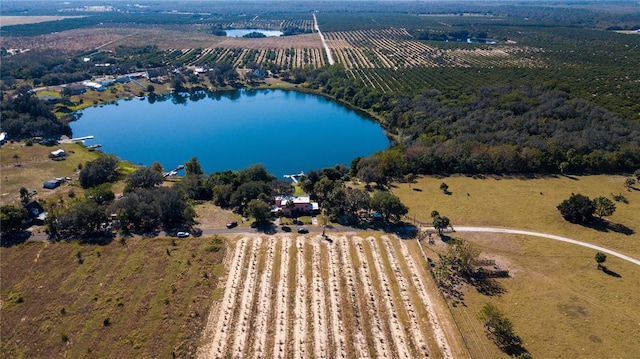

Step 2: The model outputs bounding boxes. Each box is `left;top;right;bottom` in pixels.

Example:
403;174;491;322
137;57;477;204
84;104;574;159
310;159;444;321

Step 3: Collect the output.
174;47;326;69
199;235;454;359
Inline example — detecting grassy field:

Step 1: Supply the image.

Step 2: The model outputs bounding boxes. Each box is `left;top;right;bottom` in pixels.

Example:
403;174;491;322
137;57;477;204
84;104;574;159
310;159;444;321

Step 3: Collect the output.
0;142;100;206
392;174;640;258
422;232;640;359
394;175;640;358
0;235;226;358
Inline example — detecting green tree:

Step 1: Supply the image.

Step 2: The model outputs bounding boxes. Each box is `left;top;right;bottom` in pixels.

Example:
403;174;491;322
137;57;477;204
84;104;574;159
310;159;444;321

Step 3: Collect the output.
478;303;516;349
369;191;408;223
85;183;115;204
592;196;616;219
245;199;271;224
634;169;640;181
19;187;29;204
595;251;607;269
625;177;636;188
126;167;164;189
433;214;451;234
557;193;595;223
452;238;480;276
440;182;449;194
79;155;120;189
0;205;28;235
185;156;204;176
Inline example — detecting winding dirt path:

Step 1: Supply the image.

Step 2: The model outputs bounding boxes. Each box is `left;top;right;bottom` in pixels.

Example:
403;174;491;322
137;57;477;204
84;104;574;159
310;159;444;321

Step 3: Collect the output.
449;227;640;266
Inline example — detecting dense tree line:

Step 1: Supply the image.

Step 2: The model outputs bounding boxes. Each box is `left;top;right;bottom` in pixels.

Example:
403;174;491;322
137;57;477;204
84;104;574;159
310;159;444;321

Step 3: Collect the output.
300;66;640;176
47;164;195;237
0;86;72;140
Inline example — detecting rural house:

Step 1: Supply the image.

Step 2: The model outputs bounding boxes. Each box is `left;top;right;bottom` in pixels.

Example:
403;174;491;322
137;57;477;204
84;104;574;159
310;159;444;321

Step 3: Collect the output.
272;195;319;216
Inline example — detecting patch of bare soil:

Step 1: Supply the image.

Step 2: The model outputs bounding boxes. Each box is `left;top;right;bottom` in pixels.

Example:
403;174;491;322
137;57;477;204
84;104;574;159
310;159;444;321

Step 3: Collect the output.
0;16;85;26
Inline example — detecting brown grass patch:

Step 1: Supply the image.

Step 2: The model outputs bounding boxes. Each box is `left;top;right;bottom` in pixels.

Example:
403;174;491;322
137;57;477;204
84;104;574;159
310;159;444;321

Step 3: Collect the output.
0;235;226;358
393;174;640;258
432;232;640;358
0;16;85;26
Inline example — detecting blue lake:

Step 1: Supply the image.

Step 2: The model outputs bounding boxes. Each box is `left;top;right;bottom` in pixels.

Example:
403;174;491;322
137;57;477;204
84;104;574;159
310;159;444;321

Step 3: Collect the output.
71;89;390;177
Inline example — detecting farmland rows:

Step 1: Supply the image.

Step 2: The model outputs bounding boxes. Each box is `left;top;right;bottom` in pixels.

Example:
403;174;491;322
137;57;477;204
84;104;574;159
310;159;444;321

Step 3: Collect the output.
397;238;454;359
160;47;327;69
293;237;309;359
379;236;429;357
206;238;248;358
199;234;454;359
310;241;329;358
230;237;262;357
353;236;394;357
251;237;276;358
327;239;348;358
272;237;291;359
337;235;371;358
365;236;412;358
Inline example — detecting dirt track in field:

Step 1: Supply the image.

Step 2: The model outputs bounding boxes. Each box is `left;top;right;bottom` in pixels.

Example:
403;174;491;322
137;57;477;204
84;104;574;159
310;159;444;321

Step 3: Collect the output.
197;233;458;359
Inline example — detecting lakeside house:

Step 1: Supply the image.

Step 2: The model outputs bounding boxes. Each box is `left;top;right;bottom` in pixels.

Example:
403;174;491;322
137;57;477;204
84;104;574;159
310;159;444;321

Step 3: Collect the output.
272;195;319;216
24;201;47;223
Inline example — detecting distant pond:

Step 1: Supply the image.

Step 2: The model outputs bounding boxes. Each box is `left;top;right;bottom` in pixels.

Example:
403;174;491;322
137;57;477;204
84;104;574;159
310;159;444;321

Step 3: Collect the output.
71;89;390;177
225;29;283;37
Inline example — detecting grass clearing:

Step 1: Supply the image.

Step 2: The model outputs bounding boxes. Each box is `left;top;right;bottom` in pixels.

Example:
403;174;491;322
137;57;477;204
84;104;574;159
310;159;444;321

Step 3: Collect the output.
429;232;640;358
393;174;640;258
0;142;100;206
0;236;226;358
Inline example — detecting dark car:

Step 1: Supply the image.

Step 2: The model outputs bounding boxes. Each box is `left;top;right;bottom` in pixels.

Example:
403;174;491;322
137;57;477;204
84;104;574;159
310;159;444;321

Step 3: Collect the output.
297;227;309;234
281;226;292;232
226;221;238;229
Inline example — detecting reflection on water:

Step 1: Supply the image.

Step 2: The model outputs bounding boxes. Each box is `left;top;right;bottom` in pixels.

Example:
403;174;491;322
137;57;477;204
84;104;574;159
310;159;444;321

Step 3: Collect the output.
72;89;389;177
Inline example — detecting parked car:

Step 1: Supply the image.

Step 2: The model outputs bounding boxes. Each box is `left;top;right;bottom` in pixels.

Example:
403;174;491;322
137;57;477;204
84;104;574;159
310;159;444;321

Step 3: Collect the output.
297;227;309;234
177;231;190;238
226;221;238;229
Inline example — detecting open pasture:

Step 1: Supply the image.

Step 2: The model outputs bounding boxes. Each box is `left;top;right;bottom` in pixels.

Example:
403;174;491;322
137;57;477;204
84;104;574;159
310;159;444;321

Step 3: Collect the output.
432;232;640;358
393;174;640;258
0;236;226;358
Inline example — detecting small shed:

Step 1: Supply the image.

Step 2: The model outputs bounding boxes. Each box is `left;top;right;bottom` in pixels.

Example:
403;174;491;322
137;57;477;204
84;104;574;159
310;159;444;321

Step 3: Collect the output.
43;180;60;189
50;149;66;158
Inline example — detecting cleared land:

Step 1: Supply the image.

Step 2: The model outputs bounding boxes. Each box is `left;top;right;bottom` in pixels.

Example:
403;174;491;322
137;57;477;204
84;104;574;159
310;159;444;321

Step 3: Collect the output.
421;232;640;358
197;233;468;359
392;174;640;258
391;174;640;358
0;142;100;207
0;16;84;26
0;236;226;358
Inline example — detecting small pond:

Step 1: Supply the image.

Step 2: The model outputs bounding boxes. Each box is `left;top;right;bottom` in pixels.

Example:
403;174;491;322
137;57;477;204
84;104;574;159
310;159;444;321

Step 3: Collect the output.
71;89;390;177
225;29;283;37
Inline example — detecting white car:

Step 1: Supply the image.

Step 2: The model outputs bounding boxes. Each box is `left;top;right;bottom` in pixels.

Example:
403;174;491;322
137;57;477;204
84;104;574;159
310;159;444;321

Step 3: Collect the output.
177;231;190;238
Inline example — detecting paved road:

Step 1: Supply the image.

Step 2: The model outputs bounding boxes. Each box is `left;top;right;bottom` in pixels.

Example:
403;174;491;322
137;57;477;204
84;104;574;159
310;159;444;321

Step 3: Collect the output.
27;225;640;266
450;226;640;266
